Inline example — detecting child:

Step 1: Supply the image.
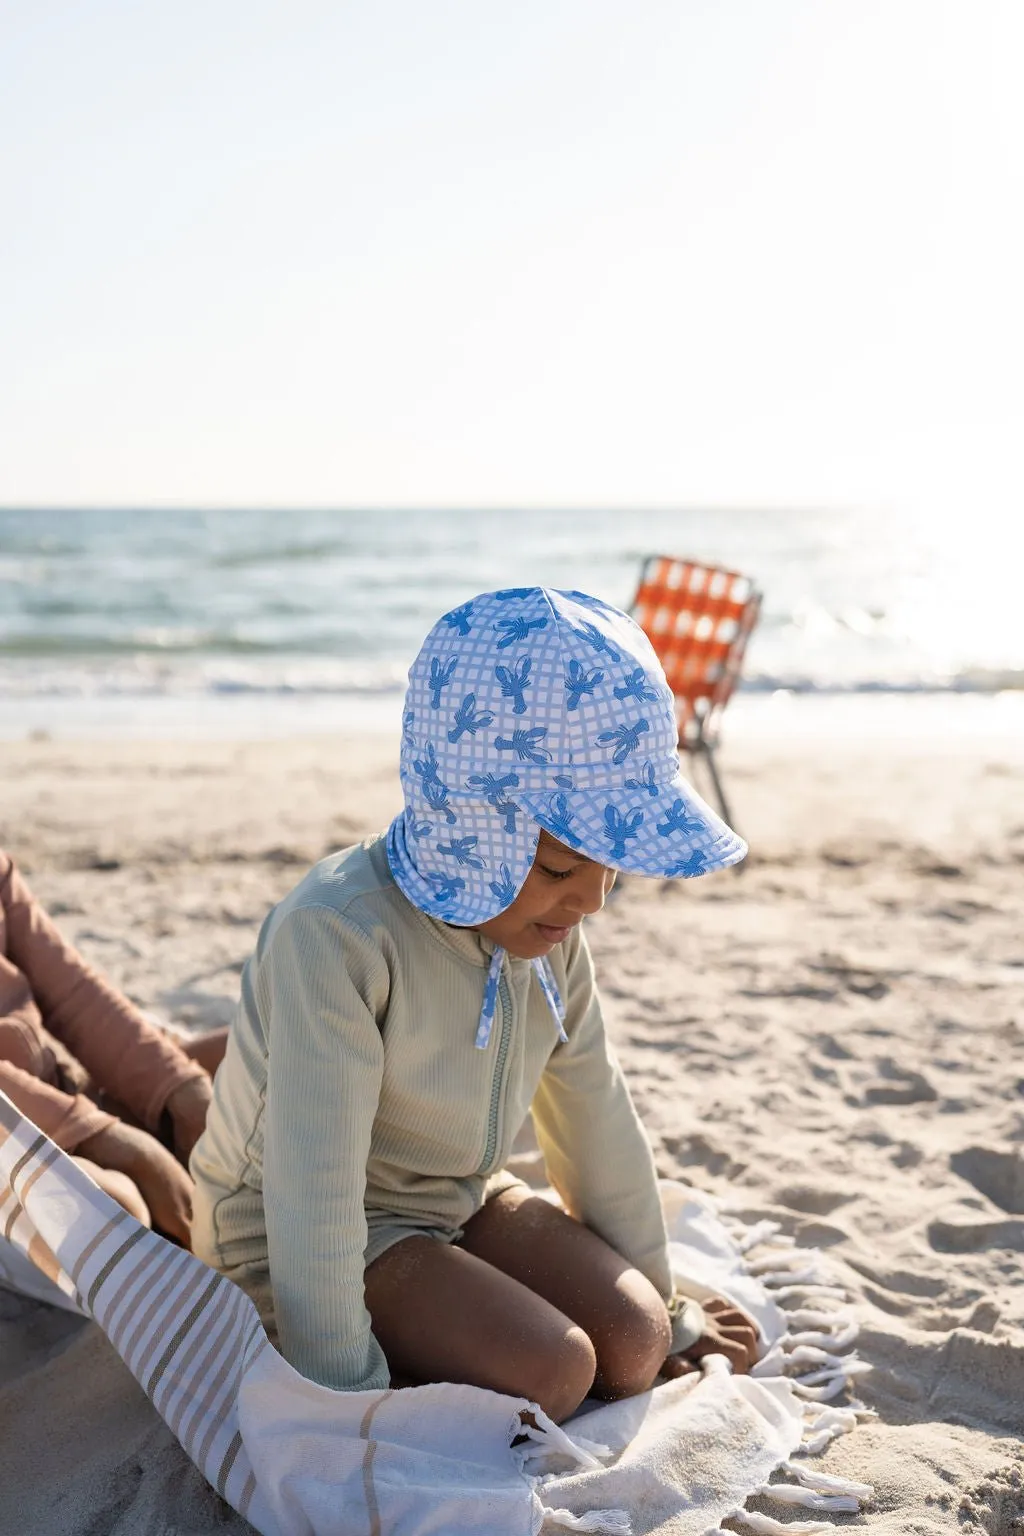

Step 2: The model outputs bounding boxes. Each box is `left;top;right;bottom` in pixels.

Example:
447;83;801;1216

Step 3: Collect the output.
0;849;226;1244
190;587;756;1422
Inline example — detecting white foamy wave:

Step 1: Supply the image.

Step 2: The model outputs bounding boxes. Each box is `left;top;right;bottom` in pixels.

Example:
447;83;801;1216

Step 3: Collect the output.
0;657;409;699
3;656;1022;703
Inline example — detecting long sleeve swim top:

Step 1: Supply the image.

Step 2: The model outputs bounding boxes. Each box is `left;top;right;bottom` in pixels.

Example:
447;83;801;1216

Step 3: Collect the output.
189;835;673;1394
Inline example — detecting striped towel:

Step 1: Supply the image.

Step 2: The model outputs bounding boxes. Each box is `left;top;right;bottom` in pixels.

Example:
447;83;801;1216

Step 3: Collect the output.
0;1091;872;1536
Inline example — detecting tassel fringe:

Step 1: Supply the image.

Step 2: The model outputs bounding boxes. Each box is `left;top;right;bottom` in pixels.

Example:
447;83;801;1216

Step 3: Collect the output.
716;1513;836;1534
539;1506;632;1534
714;1202;875;1530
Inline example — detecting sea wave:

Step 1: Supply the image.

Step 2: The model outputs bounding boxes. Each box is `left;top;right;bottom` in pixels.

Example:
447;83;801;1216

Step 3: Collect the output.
1;658;1022;700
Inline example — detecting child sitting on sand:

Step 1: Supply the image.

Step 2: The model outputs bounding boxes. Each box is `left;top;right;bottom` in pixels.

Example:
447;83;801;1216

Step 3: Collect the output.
190;587;757;1421
0;849;226;1245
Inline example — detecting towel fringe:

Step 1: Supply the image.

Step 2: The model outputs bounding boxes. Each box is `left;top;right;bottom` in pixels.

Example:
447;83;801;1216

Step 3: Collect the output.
715;1203;874;1532
783;1307;856;1330
789;1359;872;1391
718;1512;835;1534
533;1195;874;1536
753;1482;861;1512
779;1321;860;1351
745;1250;815;1276
769;1283;849;1303
512;1408;607;1477
780;1459;875;1499
537;1503;632;1534
796;1401;871;1454
725;1219;792;1253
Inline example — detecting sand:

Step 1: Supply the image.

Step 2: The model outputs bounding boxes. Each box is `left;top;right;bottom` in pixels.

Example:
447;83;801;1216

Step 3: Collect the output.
1;721;1023;1534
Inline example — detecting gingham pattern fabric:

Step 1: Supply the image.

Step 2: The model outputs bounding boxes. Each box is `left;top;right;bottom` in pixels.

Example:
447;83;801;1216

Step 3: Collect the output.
386;586;747;929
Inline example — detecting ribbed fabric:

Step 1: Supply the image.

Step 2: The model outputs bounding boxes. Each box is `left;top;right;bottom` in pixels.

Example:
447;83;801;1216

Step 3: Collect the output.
190;835;673;1395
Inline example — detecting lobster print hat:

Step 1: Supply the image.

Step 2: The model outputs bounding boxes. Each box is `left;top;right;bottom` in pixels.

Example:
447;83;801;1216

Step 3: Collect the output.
387;586;747;930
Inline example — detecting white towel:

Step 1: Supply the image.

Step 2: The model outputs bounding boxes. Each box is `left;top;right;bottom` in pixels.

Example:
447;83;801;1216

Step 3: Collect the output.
0;1091;871;1536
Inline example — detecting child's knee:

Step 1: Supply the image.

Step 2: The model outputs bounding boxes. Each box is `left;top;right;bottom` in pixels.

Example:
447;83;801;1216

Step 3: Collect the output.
529;1323;597;1423
594;1284;672;1401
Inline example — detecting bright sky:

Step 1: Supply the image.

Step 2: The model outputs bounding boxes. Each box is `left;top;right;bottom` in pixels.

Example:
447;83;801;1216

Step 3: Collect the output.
1;0;1022;513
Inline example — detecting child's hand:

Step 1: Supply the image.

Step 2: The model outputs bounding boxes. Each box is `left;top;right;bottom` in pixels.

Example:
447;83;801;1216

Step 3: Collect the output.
661;1296;759;1377
74;1121;194;1247
164;1075;213;1163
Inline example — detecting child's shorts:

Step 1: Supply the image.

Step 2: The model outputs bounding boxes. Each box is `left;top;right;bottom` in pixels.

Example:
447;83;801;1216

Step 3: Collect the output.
221;1168;528;1345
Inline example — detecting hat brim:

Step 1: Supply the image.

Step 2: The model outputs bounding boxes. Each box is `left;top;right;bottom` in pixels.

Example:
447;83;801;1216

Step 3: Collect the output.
520;768;747;880
387;762;746;928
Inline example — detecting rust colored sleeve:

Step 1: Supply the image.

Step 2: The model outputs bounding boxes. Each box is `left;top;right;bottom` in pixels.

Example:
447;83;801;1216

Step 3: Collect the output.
0;851;207;1132
0;1058;117;1151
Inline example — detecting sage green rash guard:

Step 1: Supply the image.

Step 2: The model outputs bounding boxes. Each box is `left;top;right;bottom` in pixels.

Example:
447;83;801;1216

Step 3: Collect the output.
190;835;674;1393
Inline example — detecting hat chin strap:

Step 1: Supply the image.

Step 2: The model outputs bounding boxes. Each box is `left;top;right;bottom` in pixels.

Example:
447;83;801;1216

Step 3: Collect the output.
474;947;567;1050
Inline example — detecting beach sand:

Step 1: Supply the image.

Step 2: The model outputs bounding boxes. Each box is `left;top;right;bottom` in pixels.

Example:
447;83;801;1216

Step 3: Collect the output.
2;722;1023;1534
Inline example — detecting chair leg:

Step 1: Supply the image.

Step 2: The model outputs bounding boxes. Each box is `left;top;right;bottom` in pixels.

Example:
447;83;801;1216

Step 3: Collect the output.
692;740;744;869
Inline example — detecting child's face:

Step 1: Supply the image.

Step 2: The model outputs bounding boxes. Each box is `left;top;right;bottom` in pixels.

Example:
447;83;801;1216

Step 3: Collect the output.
473;830;617;959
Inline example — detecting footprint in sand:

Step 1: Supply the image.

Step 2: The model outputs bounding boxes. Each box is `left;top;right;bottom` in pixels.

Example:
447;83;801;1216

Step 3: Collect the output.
951;1147;1024;1214
861;1057;938;1106
927;1213;1024;1254
773;1183;856;1216
860;1326;1024;1437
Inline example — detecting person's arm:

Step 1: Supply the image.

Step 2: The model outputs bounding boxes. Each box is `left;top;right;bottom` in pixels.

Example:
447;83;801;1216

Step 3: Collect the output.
260;903;391;1393
0;852;207;1132
0;1057;116;1150
531;928;674;1301
0;1057;194;1243
532;933;758;1368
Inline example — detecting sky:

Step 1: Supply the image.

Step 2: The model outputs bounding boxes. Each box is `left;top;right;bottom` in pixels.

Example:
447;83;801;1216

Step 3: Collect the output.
1;0;1022;514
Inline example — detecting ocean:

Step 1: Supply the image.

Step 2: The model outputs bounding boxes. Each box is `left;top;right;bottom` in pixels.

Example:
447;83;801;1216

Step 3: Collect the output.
2;508;1022;740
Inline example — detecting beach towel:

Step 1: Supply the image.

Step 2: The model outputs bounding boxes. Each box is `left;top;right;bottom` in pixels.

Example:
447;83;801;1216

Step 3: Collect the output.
0;1090;873;1535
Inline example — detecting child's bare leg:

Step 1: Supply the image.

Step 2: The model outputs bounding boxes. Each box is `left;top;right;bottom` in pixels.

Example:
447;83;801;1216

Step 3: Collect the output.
364;1235;598;1423
457;1185;671;1401
71;1155;152;1228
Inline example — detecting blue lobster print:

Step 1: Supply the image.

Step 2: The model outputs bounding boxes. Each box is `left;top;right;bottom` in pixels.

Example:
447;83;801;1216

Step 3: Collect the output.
571;620;621;662
493;615;548;649
428;656;457;708
613;667;660;704
466;769;520;800
409;817;433;839
467;770;522;834
541;792;582;848
488;863;517;906
436;835;485;869
428;872;467;904
656;798;706;837
624;761;659;797
495;726;552;764
597;717;650;764
603;805;644;859
413;742;443;786
494;655;532;714
413;744;457;824
665;849;709;877
442;602;474;636
448;693;495;743
564;659;604;711
494;588;536;600
402;707;416;748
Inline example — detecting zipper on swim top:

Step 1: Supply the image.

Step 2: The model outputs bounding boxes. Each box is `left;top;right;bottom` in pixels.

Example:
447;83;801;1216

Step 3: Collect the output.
480;970;513;1174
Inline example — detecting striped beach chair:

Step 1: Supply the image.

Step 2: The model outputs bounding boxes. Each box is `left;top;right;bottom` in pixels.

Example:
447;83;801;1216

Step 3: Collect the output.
630;555;762;833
